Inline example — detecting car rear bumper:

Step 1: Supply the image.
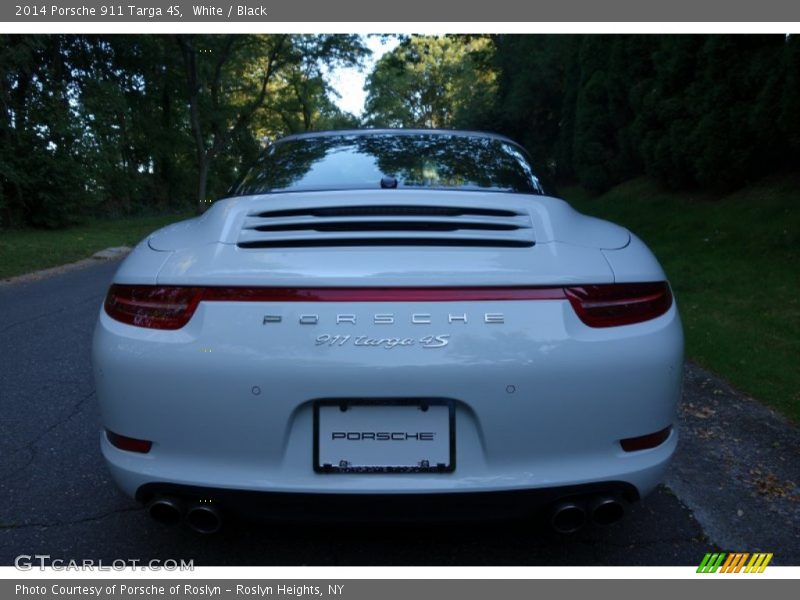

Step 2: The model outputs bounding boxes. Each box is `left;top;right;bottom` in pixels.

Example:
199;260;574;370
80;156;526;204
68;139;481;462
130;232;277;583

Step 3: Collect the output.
93;294;682;511
133;480;642;523
101;423;676;496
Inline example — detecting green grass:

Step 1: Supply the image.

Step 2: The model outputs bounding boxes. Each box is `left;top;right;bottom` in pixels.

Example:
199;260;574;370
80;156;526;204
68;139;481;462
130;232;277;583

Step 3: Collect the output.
0;212;193;280
560;175;800;422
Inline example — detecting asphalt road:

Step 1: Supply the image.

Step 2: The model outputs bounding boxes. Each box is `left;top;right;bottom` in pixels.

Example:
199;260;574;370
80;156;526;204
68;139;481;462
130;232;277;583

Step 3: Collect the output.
0;259;796;566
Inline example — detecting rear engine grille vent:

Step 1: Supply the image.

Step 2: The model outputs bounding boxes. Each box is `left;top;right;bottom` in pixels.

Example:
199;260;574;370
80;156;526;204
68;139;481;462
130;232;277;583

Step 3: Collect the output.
238;205;534;248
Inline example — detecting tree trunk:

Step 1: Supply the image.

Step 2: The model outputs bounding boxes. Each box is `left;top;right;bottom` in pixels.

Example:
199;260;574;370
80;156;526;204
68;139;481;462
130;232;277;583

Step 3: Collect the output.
197;158;210;212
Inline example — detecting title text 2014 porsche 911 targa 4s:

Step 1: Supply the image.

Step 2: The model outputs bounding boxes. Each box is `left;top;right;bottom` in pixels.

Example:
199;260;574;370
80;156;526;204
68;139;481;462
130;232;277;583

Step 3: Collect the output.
92;129;683;534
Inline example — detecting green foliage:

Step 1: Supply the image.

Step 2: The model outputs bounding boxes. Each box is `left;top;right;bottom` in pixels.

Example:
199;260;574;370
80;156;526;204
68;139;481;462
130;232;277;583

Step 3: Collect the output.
0;36;89;227
364;35;496;129
483;34;800;193
0;34;368;228
177;34;368;205
3;33;799;229
253;35;364;137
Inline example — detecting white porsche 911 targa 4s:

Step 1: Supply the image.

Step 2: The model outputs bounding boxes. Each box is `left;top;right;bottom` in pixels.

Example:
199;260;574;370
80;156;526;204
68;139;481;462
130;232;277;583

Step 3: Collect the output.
93;129;682;534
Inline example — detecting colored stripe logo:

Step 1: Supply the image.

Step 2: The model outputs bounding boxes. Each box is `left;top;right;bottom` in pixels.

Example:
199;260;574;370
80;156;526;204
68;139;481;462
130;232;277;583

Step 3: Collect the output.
697;552;773;573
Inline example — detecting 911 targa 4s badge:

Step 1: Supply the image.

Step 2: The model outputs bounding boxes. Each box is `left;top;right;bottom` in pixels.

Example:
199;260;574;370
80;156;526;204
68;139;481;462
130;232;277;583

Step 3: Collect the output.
92;129;683;534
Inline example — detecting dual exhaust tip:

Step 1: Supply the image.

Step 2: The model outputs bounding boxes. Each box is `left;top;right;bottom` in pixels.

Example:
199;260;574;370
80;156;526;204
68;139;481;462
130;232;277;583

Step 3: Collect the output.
148;493;624;534
550;495;626;534
146;496;222;534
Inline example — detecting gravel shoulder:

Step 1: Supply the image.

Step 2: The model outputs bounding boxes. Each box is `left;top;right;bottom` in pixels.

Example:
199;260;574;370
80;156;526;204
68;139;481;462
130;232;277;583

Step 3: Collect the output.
667;362;800;564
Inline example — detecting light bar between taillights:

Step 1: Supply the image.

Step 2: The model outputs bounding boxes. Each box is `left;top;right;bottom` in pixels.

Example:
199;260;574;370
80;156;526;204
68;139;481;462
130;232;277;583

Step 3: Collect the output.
104;283;672;330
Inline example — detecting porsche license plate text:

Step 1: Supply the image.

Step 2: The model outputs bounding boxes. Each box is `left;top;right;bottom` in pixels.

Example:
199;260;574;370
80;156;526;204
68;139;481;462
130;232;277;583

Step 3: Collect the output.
315;403;453;473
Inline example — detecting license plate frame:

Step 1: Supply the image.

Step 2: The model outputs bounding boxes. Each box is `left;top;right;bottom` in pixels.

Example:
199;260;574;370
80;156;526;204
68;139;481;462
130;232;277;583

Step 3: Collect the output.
313;399;456;474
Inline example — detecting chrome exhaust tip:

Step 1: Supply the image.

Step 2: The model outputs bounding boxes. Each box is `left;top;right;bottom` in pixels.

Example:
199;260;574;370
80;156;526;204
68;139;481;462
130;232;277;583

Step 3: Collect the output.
550;500;587;534
185;502;222;534
590;496;625;526
146;496;183;526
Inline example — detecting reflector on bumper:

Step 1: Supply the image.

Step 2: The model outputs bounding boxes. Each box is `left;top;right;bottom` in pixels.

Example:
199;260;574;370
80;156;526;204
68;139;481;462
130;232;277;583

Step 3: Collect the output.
620;426;672;452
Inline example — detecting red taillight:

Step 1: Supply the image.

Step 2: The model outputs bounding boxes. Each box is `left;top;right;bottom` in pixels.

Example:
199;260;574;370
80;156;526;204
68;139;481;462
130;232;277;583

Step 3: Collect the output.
106;430;152;453
104;285;203;330
564;282;672;328
103;285;568;329
103;282;672;330
620;426;672;452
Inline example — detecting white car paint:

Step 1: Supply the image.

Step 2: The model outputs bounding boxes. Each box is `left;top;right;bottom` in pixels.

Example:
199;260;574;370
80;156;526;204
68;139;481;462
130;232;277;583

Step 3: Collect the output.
92;132;683;525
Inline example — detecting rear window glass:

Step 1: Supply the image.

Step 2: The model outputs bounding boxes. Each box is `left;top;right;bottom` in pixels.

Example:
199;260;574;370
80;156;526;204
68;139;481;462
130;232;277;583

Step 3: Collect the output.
231;133;543;196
